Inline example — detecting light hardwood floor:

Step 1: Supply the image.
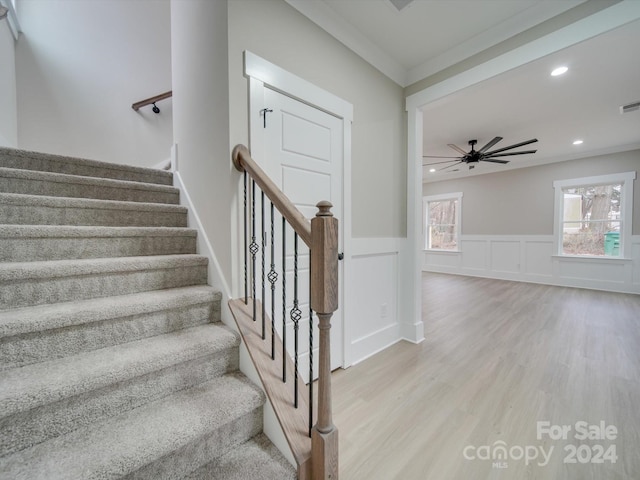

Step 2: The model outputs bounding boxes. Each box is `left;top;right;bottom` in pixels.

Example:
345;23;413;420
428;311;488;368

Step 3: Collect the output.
333;273;640;479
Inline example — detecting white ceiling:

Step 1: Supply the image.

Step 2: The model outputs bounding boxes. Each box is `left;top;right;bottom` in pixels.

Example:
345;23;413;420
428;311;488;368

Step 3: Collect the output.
285;0;640;181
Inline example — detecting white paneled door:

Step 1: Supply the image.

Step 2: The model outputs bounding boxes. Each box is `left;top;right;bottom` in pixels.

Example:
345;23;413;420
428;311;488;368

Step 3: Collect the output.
263;87;344;376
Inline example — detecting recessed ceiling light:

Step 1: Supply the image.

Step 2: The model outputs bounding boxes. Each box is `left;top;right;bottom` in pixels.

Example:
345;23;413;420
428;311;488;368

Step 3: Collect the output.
573;139;583;145
551;66;568;76
429;168;436;173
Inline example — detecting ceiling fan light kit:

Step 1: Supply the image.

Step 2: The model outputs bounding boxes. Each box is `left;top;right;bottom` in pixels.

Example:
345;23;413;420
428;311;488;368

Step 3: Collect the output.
423;136;538;172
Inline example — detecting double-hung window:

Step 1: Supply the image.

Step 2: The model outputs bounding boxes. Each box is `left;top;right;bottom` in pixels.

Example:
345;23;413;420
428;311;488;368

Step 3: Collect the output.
423;192;462;251
553;172;635;257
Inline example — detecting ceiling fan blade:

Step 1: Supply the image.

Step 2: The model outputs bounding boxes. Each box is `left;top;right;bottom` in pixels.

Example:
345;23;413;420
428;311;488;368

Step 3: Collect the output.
480;158;510;164
484;138;538;156
423;159;463;166
447;144;468;155
478;136;503;153
486;150;537;158
439;161;463;171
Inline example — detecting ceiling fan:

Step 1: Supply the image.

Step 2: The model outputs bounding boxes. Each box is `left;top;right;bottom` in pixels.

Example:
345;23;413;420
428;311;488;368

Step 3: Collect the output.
423;137;538;171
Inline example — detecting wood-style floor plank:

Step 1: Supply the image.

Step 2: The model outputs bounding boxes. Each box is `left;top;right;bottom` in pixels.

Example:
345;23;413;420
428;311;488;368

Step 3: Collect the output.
333;273;640;479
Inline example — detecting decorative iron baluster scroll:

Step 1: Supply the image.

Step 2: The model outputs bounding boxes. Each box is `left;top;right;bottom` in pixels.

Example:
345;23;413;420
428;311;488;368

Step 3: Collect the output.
282;217;287;383
249;180;258;322
291;233;302;409
268;202;277;359
243;171;248;304
261;191;266;339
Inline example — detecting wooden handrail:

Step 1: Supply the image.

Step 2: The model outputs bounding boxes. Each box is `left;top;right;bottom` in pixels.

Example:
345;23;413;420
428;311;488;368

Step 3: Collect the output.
231;145;339;480
131;90;173;111
232;144;311;246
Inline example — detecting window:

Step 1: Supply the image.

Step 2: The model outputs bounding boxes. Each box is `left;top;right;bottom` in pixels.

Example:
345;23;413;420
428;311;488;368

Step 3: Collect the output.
553;172;635;258
423;192;462;251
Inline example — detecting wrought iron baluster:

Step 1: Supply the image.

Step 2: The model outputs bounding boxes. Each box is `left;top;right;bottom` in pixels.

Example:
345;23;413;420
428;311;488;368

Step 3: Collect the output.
268;202;277;360
291;232;301;408
249;180;258;321
261;191;266;339
282;217;287;383
309;267;314;437
243;171;248;304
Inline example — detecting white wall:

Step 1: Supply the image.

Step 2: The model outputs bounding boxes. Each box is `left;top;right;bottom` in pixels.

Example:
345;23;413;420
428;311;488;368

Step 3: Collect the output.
15;0;172;167
0;12;17;147
423;150;640;294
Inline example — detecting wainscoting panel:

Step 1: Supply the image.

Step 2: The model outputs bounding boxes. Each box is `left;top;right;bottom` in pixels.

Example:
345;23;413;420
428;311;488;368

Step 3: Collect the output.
424;250;460;268
459;239;486;271
633;238;640;287
490;240;520;273
424;235;640;294
346;238;402;365
524;240;554;278
556;257;626;284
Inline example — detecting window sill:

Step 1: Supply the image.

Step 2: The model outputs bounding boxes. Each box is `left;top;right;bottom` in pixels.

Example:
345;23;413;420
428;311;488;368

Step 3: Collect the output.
552;255;632;263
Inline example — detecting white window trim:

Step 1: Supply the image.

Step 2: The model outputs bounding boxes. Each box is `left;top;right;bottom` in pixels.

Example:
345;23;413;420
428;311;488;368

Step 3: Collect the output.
423;192;463;252
553;171;636;259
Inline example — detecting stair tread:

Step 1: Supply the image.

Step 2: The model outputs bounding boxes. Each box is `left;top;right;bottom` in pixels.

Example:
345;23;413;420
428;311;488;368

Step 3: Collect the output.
0;323;240;419
0;374;263;480
0;285;220;338
0;147;173;185
0;166;178;194
0;224;197;238
185;433;296;480
0;191;187;212
0;149;287;477
0;254;208;281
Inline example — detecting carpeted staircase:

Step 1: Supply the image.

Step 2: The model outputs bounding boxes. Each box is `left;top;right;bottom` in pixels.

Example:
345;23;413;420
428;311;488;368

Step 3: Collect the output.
0;147;295;479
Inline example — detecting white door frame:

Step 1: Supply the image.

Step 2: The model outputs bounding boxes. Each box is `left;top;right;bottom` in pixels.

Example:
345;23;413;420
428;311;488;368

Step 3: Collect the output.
404;3;640;332
244;51;353;368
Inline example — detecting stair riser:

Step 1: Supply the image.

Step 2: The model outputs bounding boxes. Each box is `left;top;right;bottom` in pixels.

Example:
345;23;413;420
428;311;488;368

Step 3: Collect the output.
0;202;187;227
0;350;240;456
0;175;179;204
1;235;197;262
0;302;220;370
0;264;208;310
132;408;264;480
0;149;173;185
185;434;297;480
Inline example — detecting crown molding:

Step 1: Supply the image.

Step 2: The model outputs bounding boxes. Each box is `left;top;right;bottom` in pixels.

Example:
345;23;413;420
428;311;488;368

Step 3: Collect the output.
284;0;407;86
285;0;586;88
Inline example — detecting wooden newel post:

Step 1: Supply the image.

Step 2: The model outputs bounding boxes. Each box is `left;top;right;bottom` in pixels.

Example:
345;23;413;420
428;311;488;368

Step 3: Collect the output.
310;200;339;480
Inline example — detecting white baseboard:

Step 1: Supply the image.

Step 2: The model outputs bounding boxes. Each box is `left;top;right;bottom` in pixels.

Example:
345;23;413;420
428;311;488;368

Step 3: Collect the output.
172;170;232;300
351;323;401;366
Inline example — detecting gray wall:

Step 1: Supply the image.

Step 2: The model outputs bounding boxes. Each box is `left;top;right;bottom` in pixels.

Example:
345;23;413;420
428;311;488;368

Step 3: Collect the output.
228;0;406;238
171;0;233;291
423;150;640;235
15;0;172;167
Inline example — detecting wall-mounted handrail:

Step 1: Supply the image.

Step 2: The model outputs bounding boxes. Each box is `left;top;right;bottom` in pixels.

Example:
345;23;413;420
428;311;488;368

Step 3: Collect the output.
231;144;339;480
131;90;172;112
